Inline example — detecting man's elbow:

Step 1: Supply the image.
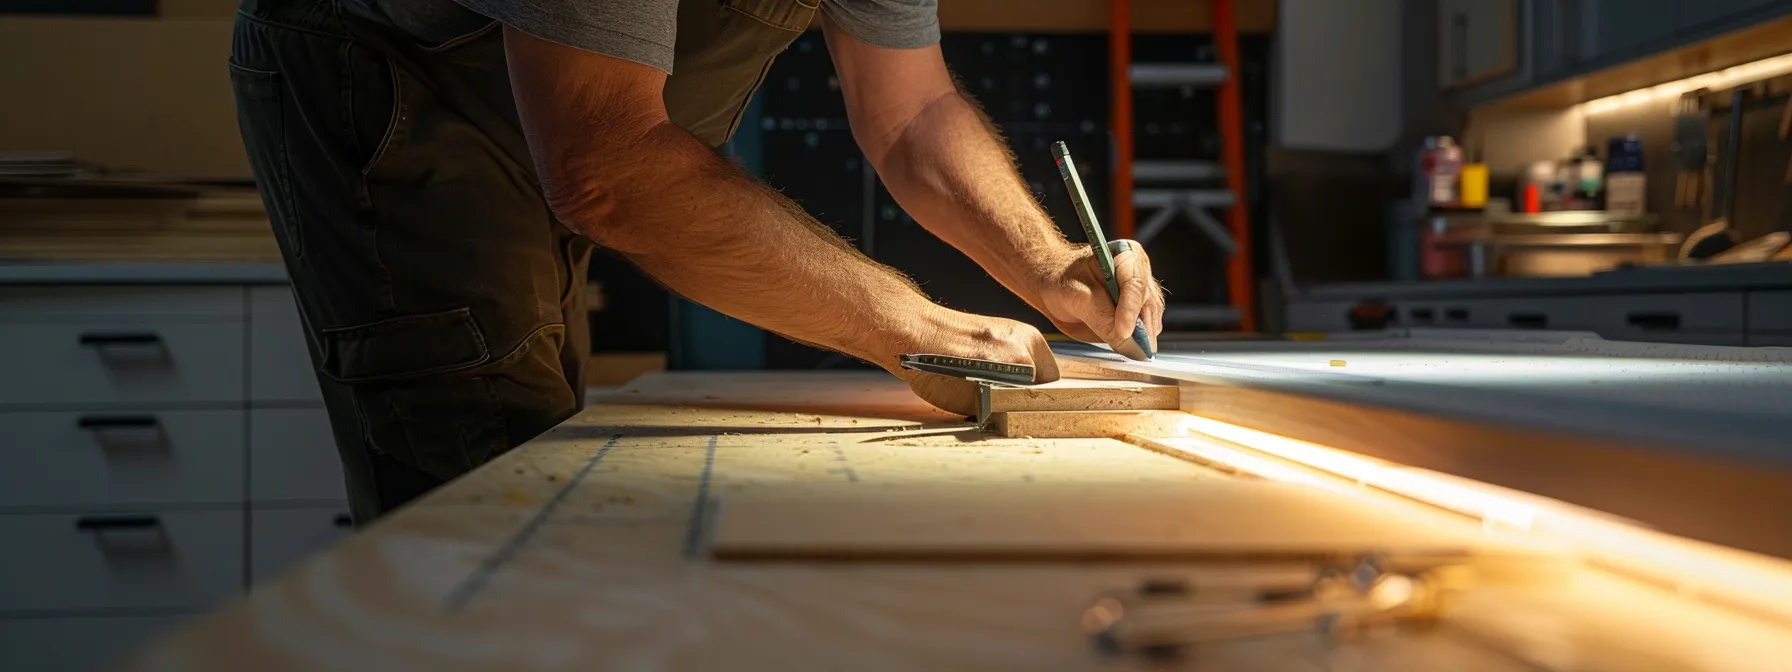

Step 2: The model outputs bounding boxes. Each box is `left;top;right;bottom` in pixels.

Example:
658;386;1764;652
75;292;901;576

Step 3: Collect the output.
532;122;670;254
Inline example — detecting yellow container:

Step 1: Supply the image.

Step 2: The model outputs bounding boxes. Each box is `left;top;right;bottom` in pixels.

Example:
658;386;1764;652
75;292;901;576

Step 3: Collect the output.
1460;163;1489;208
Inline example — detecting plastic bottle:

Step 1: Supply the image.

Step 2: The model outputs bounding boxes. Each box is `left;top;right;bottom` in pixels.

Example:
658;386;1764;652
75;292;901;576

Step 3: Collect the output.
1605;133;1646;216
1574;145;1604;207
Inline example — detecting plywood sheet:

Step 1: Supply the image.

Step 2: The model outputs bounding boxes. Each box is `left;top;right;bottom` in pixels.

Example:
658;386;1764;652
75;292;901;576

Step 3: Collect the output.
711;481;1538;562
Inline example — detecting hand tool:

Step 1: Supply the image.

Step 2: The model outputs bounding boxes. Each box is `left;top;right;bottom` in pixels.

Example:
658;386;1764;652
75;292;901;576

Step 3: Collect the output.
1084;554;1449;660
896;353;1036;386
1051;141;1156;361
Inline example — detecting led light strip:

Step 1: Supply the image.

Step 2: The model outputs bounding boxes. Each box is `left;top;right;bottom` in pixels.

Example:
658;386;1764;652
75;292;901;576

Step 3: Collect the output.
1584;53;1792;116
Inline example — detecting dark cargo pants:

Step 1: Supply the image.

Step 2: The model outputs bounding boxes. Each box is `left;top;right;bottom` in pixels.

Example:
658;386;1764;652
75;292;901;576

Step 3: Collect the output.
229;0;814;523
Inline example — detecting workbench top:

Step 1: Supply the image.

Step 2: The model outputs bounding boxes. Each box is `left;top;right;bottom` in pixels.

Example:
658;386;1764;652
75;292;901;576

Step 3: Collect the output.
115;372;1792;671
0;260;287;285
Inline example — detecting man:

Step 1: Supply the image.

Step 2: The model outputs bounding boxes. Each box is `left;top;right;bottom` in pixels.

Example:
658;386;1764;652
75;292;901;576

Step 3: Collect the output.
228;0;1165;523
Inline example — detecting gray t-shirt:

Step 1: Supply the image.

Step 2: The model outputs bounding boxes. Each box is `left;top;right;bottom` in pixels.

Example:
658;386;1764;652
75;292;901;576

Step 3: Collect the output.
347;0;938;73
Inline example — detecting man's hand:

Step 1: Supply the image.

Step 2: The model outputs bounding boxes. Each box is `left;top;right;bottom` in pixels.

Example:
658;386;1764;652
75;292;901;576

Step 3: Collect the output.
1032;240;1166;360
882;307;1060;417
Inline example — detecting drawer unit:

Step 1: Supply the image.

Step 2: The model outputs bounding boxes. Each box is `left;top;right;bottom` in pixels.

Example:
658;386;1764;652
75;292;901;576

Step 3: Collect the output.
0;410;244;509
0;321;245;406
1748;291;1792;333
0;613;192;672
250;507;354;583
1747;334;1792;347
248;286;322;403
0;510;242;613
0;286;243;320
1590;292;1746;336
250;408;346;503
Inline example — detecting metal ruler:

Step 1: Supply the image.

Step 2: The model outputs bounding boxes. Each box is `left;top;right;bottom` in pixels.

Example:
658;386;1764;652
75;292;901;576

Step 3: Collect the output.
897;353;1036;386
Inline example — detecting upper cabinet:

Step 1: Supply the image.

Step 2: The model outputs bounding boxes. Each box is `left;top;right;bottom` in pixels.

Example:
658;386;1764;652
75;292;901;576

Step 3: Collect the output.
1577;0;1677;64
1454;0;1792;107
1437;0;1522;89
1676;0;1779;33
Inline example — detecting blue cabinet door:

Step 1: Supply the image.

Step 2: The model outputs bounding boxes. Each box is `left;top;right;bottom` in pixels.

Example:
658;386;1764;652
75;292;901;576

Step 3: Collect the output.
1579;0;1678;65
1676;0;1776;32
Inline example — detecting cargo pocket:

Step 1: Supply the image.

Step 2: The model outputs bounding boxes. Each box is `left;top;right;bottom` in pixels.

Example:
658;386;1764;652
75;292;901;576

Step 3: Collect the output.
319;307;508;480
228;63;306;260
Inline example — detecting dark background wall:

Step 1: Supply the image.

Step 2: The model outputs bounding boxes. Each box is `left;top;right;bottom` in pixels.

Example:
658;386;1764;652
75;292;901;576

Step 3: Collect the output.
594;30;1272;368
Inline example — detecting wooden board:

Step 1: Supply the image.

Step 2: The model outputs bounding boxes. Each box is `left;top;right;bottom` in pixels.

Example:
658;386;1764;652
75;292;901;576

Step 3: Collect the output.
988;409;1189;438
710;481;1546;562
112;372;1792;671
983;378;1179;413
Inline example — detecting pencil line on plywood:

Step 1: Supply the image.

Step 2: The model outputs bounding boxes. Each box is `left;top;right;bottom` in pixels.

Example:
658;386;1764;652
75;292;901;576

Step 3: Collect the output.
682;435;720;559
441;434;622;612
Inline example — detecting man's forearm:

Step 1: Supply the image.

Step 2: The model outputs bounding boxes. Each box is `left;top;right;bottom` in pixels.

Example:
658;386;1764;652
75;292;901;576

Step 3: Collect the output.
549;121;939;370
870;91;1078;309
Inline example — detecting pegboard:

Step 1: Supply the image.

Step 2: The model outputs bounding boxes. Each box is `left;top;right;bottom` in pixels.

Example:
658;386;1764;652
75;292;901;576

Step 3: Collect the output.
756;31;1272;369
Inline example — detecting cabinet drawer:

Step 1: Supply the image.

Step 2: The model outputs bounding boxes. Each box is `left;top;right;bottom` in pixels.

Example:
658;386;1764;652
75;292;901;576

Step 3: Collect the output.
1461;297;1600;331
251;507;354;583
249;286;321;403
250;408;346;503
1283;301;1355;332
1591;293;1745;335
0;321;245;406
1748;291;1792;332
0;410;244;509
0;510;242;612
1597;331;1747;347
0;286;243;320
0;613;191;672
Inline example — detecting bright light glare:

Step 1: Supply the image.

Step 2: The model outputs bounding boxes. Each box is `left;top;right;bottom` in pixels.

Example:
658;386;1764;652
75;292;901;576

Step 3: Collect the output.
1176;415;1540;531
1164;415;1792;624
1584;53;1792;116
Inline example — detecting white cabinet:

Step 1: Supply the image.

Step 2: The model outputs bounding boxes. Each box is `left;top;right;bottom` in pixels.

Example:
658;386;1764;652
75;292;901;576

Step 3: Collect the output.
0;276;347;667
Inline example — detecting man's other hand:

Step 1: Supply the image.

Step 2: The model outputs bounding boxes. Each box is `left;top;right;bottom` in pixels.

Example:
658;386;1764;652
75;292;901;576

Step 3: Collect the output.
1034;239;1165;360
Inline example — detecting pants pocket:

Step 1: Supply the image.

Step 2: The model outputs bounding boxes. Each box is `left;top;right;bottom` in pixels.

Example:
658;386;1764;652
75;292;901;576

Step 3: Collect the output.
319;307;507;480
228;62;306;259
355;377;509;481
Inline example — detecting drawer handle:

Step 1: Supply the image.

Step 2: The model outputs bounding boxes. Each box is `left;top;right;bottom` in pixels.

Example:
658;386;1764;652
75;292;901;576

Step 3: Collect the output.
75;515;162;532
1445;308;1470;323
77;415;161;431
79;332;163;347
333;513;354;528
1627;312;1682;331
1508;313;1548;329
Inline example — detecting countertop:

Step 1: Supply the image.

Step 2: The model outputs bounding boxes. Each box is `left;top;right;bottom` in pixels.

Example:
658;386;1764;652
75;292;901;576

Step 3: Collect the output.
0;261;288;285
1294;262;1792;301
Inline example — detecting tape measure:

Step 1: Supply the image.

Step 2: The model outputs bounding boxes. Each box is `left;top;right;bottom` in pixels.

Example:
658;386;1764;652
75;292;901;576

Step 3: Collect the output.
897;353;1036;386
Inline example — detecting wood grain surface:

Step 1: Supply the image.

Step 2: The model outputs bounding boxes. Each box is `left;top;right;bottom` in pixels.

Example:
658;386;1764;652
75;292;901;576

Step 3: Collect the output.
114;372;1792;671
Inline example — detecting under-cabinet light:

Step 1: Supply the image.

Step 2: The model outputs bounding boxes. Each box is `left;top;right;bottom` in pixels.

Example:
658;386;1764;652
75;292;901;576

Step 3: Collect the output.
1584;52;1792;115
